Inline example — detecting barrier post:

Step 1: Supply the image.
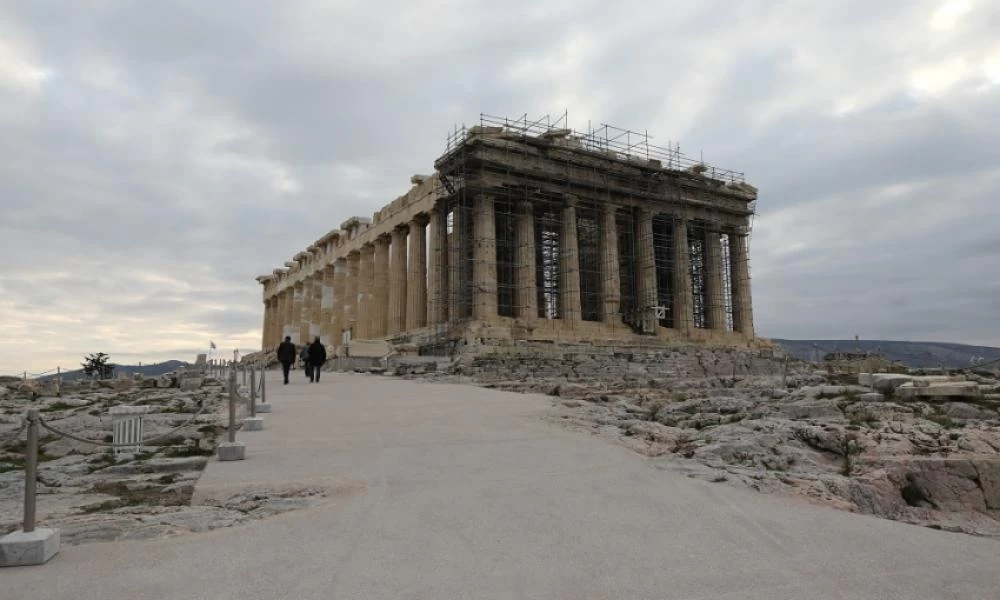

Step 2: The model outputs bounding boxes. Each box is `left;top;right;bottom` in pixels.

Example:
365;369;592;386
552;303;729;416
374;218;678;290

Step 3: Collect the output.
23;409;38;533
243;364;263;431
249;369;257;417
258;365;271;413
0;408;60;567
217;371;246;460
228;372;236;443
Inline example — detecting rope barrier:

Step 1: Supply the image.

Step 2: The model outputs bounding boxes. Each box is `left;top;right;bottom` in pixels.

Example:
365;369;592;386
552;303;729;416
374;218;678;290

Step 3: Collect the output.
36;402;212;448
3;415;29;443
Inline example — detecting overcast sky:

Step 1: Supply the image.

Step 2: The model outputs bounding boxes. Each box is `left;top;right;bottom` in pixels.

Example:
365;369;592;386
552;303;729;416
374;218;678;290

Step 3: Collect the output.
1;0;998;374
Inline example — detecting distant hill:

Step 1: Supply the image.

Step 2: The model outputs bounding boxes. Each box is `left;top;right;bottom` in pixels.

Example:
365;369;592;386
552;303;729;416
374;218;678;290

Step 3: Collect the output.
38;360;189;382
771;340;1000;369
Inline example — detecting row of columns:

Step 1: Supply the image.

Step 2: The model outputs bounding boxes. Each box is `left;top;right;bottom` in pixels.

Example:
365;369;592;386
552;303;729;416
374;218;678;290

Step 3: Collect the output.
261;196;753;351
263;214;432;352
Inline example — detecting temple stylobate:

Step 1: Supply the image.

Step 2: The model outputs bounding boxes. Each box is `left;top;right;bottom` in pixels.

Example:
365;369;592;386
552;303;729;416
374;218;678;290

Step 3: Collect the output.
256;114;757;357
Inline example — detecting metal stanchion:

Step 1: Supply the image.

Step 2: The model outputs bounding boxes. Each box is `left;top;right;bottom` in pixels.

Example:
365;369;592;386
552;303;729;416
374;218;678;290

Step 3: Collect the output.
0;408;60;567
23;408;38;533
227;372;236;444
258;364;271;413
243;365;263;430
249;369;257;417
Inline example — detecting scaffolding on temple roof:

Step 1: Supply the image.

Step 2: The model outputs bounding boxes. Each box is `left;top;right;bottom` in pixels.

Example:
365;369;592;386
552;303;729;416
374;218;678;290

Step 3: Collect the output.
421;112;756;355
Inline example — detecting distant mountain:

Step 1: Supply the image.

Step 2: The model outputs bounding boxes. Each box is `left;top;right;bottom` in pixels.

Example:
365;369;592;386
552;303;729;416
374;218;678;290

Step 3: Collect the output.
771;340;1000;369
38;360;189;382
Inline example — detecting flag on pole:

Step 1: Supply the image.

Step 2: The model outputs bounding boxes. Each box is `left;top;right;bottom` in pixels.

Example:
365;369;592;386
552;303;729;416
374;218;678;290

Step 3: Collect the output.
210;341;217;350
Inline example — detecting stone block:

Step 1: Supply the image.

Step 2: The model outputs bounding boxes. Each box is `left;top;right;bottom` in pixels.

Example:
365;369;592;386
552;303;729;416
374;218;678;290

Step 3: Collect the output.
256;403;272;413
179;377;204;391
0;528;60;567
872;374;914;392
897;381;980;399
217;442;246;461
859;392;885;402
242;417;264;431
858;373;874;386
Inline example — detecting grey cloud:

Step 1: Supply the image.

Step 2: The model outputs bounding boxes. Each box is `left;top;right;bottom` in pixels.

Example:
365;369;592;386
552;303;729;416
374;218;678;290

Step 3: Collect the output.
1;0;999;373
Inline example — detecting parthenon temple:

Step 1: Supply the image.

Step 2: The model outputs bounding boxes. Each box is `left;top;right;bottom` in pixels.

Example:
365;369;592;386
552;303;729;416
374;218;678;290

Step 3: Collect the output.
256;114;758;357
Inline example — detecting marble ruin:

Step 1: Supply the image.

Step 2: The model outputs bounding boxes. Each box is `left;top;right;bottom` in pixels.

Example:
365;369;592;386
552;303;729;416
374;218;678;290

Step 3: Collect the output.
256;115;758;357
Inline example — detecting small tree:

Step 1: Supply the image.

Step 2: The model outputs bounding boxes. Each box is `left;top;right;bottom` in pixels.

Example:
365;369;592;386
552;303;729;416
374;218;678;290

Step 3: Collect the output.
82;352;116;379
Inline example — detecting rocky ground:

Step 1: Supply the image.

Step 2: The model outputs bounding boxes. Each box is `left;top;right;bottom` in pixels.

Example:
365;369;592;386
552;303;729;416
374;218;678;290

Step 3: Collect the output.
0;370;325;545
399;353;1000;537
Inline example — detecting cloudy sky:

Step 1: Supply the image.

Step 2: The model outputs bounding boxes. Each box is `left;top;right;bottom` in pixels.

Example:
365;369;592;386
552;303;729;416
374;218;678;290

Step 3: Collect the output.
1;0;998;374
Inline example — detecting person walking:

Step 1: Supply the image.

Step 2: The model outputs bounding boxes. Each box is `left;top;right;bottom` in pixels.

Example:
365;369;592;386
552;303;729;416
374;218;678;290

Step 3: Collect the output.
308;337;327;382
300;342;312;381
276;336;296;385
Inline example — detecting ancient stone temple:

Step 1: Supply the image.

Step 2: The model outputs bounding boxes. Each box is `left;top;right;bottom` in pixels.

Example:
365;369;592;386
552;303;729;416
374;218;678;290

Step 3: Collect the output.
256;114;758;357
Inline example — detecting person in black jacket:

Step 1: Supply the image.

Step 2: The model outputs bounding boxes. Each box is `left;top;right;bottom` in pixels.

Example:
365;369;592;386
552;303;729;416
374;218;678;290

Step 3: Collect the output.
276;336;297;385
308;337;327;383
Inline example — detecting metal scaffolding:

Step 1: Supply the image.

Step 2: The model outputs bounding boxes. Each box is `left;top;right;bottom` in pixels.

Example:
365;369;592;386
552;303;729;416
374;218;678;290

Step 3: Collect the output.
425;112;753;353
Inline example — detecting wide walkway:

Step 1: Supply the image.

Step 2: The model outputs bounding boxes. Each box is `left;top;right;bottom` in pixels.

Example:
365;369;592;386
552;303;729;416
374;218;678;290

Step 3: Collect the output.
5;372;1000;599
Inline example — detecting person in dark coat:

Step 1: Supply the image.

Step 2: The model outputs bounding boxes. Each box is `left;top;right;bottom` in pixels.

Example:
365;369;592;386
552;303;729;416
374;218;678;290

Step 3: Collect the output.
276;336;297;385
308;337;327;383
300;343;311;380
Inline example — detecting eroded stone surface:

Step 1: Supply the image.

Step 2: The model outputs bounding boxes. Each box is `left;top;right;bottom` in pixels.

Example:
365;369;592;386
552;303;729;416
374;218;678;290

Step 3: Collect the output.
0;369;308;545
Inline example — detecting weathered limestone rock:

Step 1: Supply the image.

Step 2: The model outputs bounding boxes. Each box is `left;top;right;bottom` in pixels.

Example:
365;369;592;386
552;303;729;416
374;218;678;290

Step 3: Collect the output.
897;380;980;400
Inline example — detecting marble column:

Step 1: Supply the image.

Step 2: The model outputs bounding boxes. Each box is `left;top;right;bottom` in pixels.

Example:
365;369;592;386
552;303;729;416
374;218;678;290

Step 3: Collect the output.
600;203;620;325
269;297;279;347
345;252;361;343
672;218;693;334
704;231;727;330
309;272;323;343
331;259;348;353
729;233;755;337
448;202;466;320
301;278;315;344
472;194;497;320
559;196;581;323
516;200;537;320
635;207;658;334
319;265;336;347
266;297;277;348
373;235;390;337
282;288;295;342
357;245;374;340
388;226;408;335
293;282;306;344
298;279;310;345
427;202;448;325
260;299;270;350
406;215;428;331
